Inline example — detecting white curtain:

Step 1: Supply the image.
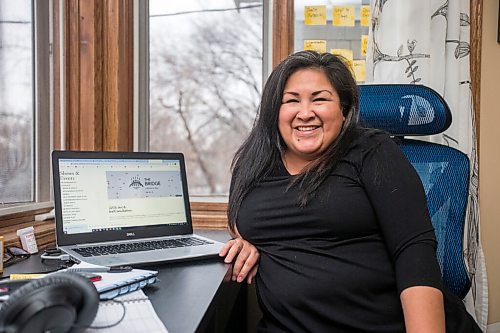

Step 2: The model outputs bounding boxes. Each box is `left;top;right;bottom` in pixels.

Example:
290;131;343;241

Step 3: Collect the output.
365;0;488;330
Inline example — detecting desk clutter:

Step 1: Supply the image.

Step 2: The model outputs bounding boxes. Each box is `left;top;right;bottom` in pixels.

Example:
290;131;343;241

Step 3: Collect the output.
0;224;41;274
0;272;99;333
0;259;165;332
16;226;38;254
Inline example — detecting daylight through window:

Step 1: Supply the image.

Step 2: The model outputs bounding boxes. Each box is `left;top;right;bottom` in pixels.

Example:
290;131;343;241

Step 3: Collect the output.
0;0;34;204
149;0;264;197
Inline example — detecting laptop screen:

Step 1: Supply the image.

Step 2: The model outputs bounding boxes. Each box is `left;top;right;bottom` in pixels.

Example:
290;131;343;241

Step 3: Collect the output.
53;151;194;246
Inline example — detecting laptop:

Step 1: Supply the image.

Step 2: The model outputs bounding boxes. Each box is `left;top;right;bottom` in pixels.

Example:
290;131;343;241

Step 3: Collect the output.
52;150;224;267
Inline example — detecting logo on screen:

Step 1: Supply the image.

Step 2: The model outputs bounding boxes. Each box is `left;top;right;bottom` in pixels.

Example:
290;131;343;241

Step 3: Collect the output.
129;176;144;189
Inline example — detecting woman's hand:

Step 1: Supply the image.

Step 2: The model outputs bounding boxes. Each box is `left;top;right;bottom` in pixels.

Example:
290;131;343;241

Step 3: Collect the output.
219;237;260;284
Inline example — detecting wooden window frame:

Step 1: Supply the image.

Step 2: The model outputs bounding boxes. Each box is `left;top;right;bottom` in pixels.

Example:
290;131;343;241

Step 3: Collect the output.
53;0;133;152
1;1;480;248
56;0;483;229
273;0;294;67
0;0;135;250
0;1;51;211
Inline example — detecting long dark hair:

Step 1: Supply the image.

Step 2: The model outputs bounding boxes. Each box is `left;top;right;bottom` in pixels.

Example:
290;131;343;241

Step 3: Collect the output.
228;51;360;231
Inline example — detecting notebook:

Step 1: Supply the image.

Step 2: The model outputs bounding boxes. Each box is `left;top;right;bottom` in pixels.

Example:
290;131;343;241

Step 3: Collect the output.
51;151;224;267
87;290;168;333
93;268;158;300
65;260;159;300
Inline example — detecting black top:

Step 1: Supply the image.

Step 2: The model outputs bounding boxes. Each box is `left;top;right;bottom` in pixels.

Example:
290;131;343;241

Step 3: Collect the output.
237;129;444;332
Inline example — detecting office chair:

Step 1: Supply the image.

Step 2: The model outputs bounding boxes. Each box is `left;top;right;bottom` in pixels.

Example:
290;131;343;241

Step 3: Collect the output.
358;84;471;299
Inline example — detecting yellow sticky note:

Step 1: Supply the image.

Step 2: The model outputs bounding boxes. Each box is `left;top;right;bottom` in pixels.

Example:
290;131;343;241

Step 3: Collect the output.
304;40;327;53
360;5;371;26
353;60;366;82
333;6;355;27
330;49;354;63
10;273;46;280
304;6;327;25
361;35;369;57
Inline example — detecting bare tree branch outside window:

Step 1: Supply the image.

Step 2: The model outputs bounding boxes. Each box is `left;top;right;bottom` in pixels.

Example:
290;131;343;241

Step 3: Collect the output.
149;1;263;196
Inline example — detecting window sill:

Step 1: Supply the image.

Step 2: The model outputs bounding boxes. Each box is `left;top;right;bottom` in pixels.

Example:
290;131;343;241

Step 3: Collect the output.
0;201;54;218
0;201;55;250
190;200;228;229
0;199;227;247
190;195;228;203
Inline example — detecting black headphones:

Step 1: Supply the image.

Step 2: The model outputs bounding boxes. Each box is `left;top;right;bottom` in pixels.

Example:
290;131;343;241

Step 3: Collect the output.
0;272;99;333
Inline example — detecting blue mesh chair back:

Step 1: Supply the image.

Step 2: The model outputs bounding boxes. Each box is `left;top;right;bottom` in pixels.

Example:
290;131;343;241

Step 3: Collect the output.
358;84;470;299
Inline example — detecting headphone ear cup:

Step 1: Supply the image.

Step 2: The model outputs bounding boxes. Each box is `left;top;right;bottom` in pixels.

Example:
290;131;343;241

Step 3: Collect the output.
0;272;99;333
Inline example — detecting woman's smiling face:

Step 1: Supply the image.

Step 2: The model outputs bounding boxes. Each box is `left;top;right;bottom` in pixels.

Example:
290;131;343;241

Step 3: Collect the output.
278;68;345;169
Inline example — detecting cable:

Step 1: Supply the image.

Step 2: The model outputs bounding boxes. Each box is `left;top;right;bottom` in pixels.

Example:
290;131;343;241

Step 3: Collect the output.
40;253;71;261
52;299;127;331
150;4;262;18
86;299;127;329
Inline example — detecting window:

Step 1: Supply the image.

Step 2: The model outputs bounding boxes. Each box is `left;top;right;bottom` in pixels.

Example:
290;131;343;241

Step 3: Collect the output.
293;0;370;83
143;0;266;197
0;0;51;209
0;1;34;204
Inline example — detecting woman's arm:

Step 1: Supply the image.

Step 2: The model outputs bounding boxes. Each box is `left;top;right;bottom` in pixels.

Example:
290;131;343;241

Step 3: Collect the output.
401;286;445;333
219;225;260;284
358;133;446;330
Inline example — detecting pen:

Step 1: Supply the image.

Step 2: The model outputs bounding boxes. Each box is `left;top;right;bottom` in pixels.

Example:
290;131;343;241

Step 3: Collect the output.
67;266;133;273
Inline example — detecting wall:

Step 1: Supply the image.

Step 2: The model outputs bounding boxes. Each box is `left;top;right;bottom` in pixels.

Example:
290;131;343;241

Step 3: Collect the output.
479;0;500;325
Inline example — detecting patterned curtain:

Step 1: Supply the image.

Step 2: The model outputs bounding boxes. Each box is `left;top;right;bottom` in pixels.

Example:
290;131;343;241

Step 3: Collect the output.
365;0;487;330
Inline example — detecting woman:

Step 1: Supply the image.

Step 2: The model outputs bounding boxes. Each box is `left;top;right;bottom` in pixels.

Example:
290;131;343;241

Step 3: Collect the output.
219;51;479;332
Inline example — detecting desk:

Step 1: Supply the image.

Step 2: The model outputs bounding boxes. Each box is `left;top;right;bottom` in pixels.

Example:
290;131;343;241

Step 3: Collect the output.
145;230;246;333
1;229;247;333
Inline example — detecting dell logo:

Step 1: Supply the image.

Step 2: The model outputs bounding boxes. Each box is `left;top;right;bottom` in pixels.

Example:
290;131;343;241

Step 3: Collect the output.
126;232;135;237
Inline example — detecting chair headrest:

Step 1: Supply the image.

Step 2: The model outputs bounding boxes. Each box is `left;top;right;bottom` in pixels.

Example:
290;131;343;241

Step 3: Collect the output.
358;84;452;136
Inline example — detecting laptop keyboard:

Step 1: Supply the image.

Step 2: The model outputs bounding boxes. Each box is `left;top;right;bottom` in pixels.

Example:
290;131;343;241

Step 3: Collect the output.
71;237;213;257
